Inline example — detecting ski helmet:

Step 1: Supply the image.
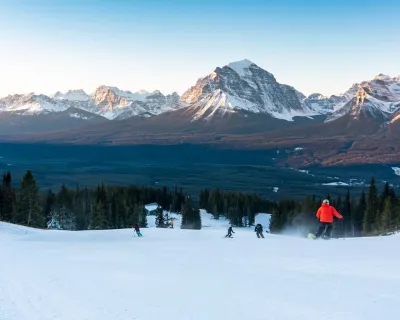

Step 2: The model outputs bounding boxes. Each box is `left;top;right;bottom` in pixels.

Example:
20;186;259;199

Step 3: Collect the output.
322;199;330;204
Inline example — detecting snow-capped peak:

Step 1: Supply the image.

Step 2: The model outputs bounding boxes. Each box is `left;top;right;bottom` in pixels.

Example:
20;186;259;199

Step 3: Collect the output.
93;86;152;102
227;59;257;77
374;73;392;81
0;93;71;115
181;60;311;121
54;89;90;102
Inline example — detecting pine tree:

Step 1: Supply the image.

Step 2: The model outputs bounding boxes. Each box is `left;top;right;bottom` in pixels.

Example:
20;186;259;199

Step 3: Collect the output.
333;195;343;237
91;200;107;229
269;202;287;234
396;197;400;229
342;190;352;237
380;196;392;232
155;206;165;228
110;193;118;228
212;203;219;220
57;184;75;230
0;172;14;222
16;171;44;228
380;182;391;212
73;187;88;231
138;203;147;228
93;184;109;228
363;177;379;235
353;191;366;236
43;189;56;223
181;196;201;230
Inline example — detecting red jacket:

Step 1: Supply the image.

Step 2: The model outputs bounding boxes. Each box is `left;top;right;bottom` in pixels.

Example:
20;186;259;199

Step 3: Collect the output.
316;203;343;223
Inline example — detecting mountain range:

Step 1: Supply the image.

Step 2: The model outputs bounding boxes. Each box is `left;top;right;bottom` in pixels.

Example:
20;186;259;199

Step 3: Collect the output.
0;59;399;167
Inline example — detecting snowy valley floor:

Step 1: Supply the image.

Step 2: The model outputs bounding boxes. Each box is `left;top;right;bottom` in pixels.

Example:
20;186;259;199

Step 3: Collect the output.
1;217;399;320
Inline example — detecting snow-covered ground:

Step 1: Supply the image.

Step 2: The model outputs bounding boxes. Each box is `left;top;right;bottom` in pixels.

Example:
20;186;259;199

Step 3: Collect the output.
392;167;400;176
1;212;399;320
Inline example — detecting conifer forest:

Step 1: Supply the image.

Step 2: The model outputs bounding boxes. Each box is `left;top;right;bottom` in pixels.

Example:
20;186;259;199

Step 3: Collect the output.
0;170;399;237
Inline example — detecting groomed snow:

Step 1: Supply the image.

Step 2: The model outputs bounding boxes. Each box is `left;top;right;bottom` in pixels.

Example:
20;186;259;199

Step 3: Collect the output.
1;213;399;320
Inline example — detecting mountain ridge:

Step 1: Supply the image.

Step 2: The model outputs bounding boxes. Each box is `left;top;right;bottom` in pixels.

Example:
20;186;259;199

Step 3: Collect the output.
1;60;399;125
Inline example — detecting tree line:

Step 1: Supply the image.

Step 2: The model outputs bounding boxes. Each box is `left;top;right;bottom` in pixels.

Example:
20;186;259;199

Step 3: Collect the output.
0;171;201;231
0;171;399;237
268;177;400;237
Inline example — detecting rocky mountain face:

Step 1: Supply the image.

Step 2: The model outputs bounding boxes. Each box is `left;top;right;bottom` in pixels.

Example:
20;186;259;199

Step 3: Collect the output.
0;60;399;137
181;59;317;121
54;89;90;102
179;60;399;126
304;74;400;122
0;93;72;115
0;87;182;123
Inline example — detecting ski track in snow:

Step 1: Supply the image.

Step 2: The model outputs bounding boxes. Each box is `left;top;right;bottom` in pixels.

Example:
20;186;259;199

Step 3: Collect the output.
1;216;399;320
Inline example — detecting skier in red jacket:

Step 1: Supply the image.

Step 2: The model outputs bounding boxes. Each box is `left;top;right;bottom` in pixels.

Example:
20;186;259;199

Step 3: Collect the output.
314;199;343;239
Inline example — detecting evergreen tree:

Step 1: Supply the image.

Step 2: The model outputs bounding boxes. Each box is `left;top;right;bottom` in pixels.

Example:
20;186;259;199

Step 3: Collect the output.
269;202;287;234
92;184;109;228
363;177;379;235
333;195;343;237
380;182;391;212
380;196;392;232
91;200;107;229
342;190;352;237
57;184;75;230
181;196;201;230
73;187;88;231
138;203;148;228
110;193;118;229
354;191;366;236
0;171;14;222
43;189;56;223
16;171;44;227
155;206;165;228
396;197;400;228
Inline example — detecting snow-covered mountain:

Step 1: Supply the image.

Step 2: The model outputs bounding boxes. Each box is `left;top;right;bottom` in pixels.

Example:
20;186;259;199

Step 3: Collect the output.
181;59;319;121
54;89;90;102
302;93;348;115
325;74;400;122
0;93;72;115
85;86;182;120
0;87;182;121
0;61;399;128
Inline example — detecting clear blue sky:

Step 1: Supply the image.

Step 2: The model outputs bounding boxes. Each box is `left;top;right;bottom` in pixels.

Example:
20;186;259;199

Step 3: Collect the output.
1;0;399;97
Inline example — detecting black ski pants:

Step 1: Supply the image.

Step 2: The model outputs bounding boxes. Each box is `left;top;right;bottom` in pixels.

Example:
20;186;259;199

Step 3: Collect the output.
225;232;233;238
315;222;332;238
256;231;264;238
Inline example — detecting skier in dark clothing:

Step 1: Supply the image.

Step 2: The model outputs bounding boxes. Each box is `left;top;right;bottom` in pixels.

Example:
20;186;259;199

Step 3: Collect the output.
134;224;143;237
255;224;264;238
225;226;235;238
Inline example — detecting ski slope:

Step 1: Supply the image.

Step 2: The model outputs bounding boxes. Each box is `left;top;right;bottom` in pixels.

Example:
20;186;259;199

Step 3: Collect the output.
1;215;399;320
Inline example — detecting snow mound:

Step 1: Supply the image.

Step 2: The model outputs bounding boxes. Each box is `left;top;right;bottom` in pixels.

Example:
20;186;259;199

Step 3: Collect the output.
0;221;39;236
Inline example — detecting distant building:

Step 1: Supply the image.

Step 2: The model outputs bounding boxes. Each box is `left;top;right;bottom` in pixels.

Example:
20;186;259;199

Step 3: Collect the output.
144;202;160;215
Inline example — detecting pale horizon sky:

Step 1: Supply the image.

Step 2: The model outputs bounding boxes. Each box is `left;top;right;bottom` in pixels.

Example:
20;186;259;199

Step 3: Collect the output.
1;0;399;98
